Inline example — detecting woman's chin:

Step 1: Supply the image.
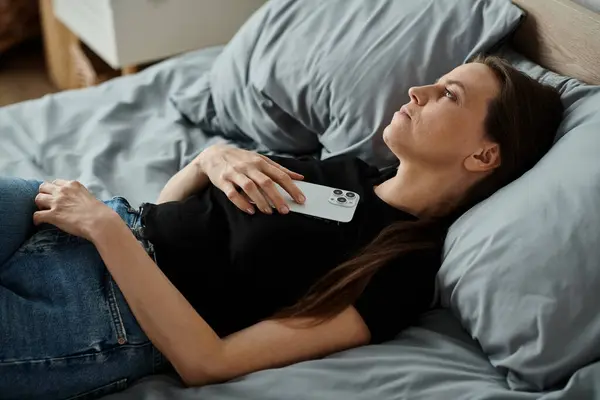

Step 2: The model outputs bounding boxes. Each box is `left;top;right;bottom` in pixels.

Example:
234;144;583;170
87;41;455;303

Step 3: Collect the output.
383;125;408;146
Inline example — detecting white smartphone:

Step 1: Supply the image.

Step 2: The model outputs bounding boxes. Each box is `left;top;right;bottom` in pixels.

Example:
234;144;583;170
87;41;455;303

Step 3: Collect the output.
245;180;360;223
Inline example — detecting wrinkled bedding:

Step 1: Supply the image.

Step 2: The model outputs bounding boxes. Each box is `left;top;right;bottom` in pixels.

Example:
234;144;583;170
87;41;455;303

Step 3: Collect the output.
2;46;600;399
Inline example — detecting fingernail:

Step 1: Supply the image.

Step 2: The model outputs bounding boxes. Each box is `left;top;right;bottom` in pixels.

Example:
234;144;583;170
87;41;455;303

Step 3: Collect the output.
280;205;289;214
298;195;305;203
247;207;255;214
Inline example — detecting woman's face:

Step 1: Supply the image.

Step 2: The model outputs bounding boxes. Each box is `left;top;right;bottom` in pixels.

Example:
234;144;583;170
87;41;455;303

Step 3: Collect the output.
383;62;501;172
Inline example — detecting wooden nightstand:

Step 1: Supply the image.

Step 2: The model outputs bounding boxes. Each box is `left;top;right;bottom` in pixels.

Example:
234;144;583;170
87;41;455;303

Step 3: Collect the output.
40;0;266;90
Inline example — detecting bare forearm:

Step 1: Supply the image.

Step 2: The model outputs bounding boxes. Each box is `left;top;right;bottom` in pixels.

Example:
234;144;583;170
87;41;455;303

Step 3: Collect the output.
157;157;209;204
90;216;224;383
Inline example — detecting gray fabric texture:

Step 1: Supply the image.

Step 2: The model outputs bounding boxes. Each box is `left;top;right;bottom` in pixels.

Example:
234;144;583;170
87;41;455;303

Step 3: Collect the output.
171;0;524;169
103;310;520;400
438;45;600;391
0;46;236;208
104;310;600;400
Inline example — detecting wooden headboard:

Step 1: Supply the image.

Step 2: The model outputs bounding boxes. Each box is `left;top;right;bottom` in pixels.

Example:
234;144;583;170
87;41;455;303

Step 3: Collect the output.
511;0;600;85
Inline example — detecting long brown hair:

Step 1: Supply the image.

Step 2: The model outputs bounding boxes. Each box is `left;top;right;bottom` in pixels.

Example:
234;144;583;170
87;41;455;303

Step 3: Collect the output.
271;55;564;325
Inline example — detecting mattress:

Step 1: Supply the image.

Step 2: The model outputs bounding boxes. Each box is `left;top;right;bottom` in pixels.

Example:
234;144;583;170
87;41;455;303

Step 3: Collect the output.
2;46;600;399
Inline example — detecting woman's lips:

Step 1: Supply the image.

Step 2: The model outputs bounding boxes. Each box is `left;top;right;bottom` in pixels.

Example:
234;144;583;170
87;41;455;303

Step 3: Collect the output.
392;107;411;123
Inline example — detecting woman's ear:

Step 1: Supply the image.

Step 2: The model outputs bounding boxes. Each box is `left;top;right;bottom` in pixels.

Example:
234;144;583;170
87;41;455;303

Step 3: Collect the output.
464;143;501;172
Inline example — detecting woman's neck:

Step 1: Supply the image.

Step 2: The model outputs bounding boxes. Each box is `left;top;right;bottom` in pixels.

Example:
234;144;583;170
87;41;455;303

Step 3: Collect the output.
374;162;471;219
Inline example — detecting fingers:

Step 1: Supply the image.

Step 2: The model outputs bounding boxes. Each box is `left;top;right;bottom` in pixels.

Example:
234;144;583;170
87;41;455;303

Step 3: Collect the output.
51;179;68;186
214;151;307;215
32;210;52;226
261;163;305;204
245;170;288;214
38;179;69;195
221;181;256;215
257;158;305;203
270;170;305;205
259;155;305;180
38;181;56;194
247;166;307;214
34;193;54;210
234;164;306;215
233;172;273;214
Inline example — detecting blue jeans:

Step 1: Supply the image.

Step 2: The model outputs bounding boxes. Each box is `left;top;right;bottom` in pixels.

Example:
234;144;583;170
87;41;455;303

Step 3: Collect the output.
0;178;173;400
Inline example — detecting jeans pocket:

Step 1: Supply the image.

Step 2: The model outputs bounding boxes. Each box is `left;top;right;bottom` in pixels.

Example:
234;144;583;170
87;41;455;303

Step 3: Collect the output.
65;378;128;400
104;271;129;346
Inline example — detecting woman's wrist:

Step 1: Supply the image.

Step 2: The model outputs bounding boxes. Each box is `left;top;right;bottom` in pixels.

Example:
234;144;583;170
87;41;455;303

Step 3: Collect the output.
87;207;125;244
156;155;211;204
194;144;221;171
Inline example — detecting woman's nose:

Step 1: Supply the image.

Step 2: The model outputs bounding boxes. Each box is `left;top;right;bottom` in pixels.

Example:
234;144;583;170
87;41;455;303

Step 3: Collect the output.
408;85;428;106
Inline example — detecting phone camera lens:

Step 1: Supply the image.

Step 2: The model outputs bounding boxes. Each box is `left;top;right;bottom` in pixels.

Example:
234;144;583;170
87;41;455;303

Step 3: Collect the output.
333;189;343;195
345;192;355;198
337;197;347;203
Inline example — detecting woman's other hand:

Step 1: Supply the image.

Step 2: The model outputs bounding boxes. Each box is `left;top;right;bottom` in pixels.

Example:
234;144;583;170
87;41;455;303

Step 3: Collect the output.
198;144;306;215
33;179;120;241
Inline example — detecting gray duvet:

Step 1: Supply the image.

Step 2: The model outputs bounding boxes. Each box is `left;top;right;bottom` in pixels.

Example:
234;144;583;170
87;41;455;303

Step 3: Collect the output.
1;47;600;399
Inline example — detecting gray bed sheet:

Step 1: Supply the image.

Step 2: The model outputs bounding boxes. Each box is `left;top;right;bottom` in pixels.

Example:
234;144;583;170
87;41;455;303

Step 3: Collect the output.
104;309;600;400
0;46;233;208
2;46;600;399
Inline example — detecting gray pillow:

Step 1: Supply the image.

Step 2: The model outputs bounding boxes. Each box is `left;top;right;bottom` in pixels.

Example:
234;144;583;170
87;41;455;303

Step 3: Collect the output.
438;46;600;391
171;0;524;168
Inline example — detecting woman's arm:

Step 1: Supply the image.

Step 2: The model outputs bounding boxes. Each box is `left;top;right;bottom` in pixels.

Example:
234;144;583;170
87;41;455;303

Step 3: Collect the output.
156;157;208;204
90;217;219;382
34;176;362;387
90;217;370;387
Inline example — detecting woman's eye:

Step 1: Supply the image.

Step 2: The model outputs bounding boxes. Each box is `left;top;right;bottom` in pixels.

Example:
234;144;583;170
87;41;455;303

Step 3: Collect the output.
444;88;457;101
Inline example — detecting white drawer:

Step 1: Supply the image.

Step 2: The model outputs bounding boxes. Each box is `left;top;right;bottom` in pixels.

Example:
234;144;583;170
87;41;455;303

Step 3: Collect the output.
53;0;118;65
53;0;266;68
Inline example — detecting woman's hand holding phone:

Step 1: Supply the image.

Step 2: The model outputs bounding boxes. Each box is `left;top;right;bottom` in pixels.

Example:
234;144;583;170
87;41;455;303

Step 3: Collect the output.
198;144;306;215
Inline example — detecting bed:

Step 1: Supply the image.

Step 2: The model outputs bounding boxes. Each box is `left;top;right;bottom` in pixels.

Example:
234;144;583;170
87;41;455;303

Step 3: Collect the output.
1;0;600;399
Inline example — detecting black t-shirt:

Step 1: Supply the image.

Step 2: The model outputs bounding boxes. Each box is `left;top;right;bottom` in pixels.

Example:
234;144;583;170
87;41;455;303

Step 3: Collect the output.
140;154;440;344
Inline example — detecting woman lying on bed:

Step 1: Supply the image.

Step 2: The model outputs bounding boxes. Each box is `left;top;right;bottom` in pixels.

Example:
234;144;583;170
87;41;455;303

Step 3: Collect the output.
0;55;563;399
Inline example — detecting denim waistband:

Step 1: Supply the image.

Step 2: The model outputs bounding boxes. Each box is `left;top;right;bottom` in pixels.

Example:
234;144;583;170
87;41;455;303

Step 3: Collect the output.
132;205;157;265
107;197;157;264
